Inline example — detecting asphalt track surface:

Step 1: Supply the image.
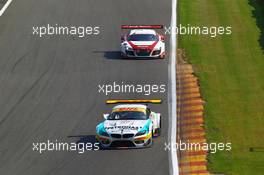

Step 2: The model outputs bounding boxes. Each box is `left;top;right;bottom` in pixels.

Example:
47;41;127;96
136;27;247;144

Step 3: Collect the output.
0;0;7;12
0;0;172;174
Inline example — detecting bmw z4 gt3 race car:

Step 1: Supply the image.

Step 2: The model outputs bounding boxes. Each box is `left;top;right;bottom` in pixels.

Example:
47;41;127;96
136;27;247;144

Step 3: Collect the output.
96;103;161;148
121;25;165;59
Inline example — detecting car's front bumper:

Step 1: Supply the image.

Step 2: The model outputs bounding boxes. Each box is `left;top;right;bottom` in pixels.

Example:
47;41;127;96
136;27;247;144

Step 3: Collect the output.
96;132;152;148
121;50;165;58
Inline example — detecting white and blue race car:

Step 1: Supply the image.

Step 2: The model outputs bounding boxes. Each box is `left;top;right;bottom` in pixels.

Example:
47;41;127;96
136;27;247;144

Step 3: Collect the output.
96;103;161;148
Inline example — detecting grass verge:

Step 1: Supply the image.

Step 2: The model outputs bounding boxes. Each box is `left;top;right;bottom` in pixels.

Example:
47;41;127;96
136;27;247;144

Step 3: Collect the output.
178;0;264;174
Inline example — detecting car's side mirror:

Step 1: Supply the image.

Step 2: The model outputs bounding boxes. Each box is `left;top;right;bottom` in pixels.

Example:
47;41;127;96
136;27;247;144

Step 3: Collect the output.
103;114;109;120
160;35;165;41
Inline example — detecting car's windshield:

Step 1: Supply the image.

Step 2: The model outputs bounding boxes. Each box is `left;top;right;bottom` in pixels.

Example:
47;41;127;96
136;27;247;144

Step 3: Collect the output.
127;34;158;41
108;111;148;120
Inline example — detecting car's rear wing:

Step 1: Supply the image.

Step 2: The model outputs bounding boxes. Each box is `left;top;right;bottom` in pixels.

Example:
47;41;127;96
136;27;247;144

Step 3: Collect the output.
121;25;163;29
106;99;162;104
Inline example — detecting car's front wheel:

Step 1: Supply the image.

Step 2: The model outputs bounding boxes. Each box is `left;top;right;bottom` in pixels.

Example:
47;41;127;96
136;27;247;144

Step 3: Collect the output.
146;131;153;147
154;118;161;137
159;52;165;59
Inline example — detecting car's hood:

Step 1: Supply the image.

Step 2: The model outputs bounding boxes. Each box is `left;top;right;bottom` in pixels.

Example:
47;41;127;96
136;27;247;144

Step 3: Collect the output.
126;40;159;50
129;41;156;46
103;120;148;134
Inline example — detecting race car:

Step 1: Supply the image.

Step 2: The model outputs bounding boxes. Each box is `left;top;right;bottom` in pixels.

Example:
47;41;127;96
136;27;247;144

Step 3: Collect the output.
96;102;161;148
121;25;165;59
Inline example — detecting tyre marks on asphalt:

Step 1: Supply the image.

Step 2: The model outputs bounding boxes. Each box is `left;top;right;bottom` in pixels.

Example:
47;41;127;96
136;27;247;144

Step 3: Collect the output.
176;61;210;175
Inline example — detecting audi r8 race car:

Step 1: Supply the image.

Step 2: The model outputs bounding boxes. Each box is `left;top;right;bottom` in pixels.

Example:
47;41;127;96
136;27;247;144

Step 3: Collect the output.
96;100;161;148
121;25;165;59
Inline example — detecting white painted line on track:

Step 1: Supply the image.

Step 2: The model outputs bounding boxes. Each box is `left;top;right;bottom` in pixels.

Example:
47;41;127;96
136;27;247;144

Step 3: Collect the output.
168;0;178;174
0;0;13;16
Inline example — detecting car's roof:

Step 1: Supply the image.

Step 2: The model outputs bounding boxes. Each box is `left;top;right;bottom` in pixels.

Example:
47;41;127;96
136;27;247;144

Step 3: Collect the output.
129;29;156;35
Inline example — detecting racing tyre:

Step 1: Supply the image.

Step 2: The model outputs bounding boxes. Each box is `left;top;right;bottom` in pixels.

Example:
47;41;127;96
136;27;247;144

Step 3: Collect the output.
154;117;161;137
121;52;127;59
159;53;165;59
145;131;153;148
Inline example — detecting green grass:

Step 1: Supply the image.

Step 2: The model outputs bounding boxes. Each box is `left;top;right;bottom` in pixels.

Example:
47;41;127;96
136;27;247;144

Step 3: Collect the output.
178;0;264;174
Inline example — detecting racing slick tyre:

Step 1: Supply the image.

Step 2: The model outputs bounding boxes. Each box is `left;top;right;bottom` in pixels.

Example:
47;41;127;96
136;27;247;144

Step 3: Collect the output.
154;119;161;137
154;115;161;137
121;52;128;59
159;55;165;59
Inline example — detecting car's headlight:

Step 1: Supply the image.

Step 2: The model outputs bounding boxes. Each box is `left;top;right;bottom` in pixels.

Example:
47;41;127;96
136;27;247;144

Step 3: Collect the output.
97;129;109;137
135;130;147;136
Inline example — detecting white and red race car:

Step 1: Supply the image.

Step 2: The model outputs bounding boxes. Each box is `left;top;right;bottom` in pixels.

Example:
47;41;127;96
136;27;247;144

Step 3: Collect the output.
121;25;165;59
